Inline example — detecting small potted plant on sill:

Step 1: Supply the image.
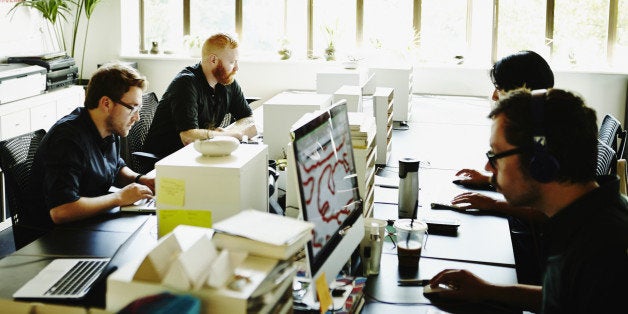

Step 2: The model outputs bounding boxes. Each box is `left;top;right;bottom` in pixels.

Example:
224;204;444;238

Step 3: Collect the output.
277;37;291;60
323;23;338;61
183;35;203;58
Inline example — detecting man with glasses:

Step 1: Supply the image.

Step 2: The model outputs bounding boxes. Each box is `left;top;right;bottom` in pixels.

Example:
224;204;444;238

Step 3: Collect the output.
142;32;257;160
426;88;628;312
29;63;155;229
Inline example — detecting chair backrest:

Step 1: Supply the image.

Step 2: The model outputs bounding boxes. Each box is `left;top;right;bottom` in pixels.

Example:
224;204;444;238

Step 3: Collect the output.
597;140;616;176
599;114;623;153
121;92;159;174
0;129;47;248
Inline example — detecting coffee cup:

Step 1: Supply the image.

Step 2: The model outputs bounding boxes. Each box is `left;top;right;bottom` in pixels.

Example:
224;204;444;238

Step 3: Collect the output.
394;219;427;269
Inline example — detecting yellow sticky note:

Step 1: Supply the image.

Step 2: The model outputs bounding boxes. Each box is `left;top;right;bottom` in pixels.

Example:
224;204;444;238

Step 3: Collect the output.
157;177;185;206
315;272;332;314
157;209;212;237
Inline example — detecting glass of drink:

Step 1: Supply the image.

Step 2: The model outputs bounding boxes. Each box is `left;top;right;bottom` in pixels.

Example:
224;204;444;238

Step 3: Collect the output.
394;219;427;270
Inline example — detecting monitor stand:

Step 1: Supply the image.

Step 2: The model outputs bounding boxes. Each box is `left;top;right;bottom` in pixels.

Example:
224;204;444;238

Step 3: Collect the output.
293;277;353;312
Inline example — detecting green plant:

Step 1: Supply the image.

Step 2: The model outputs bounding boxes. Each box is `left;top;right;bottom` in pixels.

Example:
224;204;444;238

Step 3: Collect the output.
10;0;103;80
183;34;202;50
9;0;72;52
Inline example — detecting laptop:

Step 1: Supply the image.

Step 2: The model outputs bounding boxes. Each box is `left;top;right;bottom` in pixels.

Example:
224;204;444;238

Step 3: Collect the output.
13;257;110;300
120;198;156;213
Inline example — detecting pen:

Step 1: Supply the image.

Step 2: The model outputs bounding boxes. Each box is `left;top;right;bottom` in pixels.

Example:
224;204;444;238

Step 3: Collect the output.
397;279;430;286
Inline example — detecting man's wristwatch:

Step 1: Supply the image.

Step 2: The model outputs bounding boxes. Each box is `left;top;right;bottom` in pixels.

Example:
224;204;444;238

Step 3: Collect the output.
134;174;143;183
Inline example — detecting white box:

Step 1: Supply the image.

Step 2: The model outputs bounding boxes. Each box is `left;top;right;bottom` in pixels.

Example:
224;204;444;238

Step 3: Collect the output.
155;143;268;235
333;85;362;112
369;65;413;121
316;67;371;94
262;92;332;160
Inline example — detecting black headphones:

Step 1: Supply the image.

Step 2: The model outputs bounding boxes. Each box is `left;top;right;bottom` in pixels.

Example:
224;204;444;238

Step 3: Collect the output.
528;89;560;183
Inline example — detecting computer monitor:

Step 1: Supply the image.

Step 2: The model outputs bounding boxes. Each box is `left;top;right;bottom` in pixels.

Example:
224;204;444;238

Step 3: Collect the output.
290;100;365;309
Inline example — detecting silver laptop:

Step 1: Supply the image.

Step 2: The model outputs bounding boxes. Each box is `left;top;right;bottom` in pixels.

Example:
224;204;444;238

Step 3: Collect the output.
120;198;156;213
13;258;110;299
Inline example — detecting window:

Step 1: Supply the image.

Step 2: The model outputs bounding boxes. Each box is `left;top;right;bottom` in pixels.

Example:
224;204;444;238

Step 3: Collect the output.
419;0;469;63
312;0;356;59
190;1;236;40
496;0;547;60
553;0;609;67
144;0;183;53
363;0;414;59
137;0;628;71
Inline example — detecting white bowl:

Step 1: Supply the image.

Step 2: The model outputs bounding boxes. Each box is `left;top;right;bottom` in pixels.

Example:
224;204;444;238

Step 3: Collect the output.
193;136;240;157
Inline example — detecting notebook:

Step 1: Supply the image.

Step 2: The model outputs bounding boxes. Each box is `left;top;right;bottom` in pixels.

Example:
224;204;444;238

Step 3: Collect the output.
120;198;156;213
13;258;110;300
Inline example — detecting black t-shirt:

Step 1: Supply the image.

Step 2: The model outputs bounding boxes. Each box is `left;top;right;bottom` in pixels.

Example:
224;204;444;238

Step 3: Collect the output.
541;175;628;313
29;107;126;229
142;63;252;158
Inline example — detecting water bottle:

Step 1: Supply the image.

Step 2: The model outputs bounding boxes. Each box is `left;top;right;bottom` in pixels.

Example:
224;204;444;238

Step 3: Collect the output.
366;226;382;275
398;158;420;219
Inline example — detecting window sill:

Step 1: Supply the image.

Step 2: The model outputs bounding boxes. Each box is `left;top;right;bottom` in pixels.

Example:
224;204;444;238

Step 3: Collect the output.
120;53;628;75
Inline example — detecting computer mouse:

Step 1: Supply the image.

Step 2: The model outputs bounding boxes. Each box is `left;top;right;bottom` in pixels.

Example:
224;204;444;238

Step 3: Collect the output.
193;136;240;157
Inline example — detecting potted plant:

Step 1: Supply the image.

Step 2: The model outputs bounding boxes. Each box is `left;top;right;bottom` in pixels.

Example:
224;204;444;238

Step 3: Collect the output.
8;0;72;52
10;0;103;81
323;24;337;61
183;34;203;58
277;37;291;60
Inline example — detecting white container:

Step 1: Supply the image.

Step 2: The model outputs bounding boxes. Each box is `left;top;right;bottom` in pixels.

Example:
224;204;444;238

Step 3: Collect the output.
155;143;269;236
262;91;332;160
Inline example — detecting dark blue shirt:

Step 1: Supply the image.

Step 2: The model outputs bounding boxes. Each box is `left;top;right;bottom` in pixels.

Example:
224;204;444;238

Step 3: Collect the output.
142;63;252;158
29;107;126;229
541;175;628;313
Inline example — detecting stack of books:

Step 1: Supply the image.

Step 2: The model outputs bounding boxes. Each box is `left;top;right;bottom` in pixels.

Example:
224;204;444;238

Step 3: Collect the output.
347;112;376;149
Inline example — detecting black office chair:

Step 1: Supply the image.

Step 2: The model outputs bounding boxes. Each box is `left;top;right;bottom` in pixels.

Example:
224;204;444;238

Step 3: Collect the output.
0;129;48;249
121;92;159;174
599;114;626;159
597;140;616;176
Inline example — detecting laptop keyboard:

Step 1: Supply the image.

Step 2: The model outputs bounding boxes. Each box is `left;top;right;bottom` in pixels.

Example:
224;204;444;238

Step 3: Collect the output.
45;260;108;296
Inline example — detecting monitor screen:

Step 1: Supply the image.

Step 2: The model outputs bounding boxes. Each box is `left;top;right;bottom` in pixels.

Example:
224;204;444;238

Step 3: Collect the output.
290;101;363;277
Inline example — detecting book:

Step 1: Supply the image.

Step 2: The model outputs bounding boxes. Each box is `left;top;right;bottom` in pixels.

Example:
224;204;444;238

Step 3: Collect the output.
212;210;314;260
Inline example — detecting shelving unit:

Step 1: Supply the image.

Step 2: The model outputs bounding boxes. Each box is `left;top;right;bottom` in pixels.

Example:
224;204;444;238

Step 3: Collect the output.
348;112;377;218
373;87;394;166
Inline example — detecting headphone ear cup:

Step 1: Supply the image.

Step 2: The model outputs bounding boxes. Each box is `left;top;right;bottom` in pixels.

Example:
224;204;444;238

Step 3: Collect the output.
528;149;560;183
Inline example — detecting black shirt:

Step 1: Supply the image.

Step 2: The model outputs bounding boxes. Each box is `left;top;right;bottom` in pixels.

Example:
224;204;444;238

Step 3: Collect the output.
541;175;628;313
142;63;252;158
29;107;126;229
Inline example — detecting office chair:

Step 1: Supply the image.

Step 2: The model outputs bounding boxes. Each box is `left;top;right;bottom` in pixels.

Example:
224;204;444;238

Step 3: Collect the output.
599;114;626;159
597;140;616;176
0;129;47;249
121;92;159;174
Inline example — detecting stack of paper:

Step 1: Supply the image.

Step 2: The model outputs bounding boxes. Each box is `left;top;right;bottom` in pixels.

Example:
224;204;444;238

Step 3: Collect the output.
212;210;314;260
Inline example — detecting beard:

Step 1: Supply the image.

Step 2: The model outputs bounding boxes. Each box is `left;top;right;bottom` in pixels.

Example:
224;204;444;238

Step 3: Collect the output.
106;114;134;137
212;60;236;85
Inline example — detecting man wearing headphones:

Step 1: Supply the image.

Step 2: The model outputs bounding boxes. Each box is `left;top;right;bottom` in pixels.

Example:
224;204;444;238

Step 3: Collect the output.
426;88;628;313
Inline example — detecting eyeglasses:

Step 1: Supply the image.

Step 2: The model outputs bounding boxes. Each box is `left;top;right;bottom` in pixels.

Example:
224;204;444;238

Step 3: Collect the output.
486;148;523;168
114;98;142;116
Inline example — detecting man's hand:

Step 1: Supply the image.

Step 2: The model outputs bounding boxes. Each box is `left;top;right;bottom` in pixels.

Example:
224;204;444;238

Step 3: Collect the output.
451;192;502;211
454;169;491;185
137;175;155;193
428;269;493;302
118;183;154;206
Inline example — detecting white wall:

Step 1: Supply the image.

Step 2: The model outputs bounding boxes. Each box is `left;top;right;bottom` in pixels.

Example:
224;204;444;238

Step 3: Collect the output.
2;0;627;126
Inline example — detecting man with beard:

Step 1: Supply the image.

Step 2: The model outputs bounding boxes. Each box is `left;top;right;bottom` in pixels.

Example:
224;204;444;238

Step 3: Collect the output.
29;62;155;231
426;88;628;313
142;32;256;160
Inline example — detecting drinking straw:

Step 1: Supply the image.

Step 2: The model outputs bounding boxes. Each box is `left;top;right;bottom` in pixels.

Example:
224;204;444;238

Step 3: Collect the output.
406;199;419;247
